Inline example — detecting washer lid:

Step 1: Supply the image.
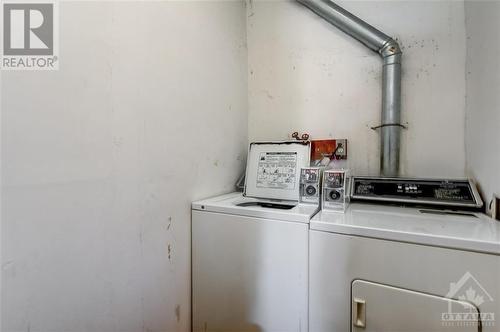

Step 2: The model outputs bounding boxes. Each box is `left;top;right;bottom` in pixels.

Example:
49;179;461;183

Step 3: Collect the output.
244;141;311;201
192;192;319;223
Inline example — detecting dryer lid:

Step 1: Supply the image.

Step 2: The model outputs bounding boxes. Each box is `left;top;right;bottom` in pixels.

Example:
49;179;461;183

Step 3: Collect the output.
311;203;500;255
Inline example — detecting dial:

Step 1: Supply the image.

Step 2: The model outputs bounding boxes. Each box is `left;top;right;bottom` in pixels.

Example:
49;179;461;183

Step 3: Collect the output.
329;190;341;200
305;185;317;196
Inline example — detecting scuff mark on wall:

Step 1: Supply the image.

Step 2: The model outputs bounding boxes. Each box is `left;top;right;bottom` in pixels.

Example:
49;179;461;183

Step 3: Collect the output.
167;216;172;231
175;305;181;323
246;0;254;18
2;260;14;270
261;89;274;100
141;296;146;332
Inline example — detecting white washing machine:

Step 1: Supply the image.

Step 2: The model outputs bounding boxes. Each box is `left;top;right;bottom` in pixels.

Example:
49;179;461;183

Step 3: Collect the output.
309;177;500;332
192;142;319;332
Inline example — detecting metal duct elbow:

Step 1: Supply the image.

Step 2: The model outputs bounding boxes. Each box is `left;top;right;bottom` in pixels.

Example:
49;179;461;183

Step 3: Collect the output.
297;0;403;177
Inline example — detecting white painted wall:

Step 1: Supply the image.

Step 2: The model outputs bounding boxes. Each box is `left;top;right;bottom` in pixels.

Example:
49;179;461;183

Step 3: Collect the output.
1;1;247;331
464;0;500;212
247;0;467;177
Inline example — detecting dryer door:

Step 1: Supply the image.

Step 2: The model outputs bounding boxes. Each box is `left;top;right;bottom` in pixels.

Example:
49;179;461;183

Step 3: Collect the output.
352;280;480;332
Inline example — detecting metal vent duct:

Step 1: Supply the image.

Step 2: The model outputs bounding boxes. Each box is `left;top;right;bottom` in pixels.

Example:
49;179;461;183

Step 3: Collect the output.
297;0;403;176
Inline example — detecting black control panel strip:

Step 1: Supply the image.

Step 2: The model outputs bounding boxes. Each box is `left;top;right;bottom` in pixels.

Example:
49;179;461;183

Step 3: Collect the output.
350;177;483;208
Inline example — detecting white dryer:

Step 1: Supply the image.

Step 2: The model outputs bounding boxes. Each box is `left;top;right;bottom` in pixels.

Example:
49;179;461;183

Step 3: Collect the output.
192;141;319;332
309;177;500;332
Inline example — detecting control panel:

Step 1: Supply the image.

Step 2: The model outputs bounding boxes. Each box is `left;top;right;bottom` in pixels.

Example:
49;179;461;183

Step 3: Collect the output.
351;177;483;208
322;169;350;212
299;167;321;204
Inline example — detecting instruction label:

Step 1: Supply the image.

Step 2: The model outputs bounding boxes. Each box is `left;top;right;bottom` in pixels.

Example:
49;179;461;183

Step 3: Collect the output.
256;152;297;190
